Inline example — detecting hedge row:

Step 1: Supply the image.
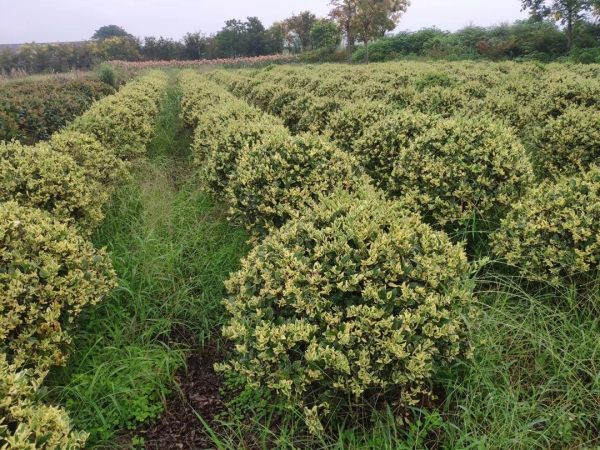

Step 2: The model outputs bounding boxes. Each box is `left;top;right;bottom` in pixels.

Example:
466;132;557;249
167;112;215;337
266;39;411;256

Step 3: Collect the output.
211;70;534;236
0;77;114;145
179;70;364;235
213;63;600;295
0;70;168;448
180;70;476;433
210;62;600;181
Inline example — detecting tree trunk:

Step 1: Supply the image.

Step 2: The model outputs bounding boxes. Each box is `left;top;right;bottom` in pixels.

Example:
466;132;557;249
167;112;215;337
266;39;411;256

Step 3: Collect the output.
345;22;355;61
566;10;574;51
364;38;369;64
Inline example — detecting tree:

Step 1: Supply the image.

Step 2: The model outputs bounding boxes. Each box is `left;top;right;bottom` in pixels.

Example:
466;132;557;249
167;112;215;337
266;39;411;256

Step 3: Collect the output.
215;19;246;58
521;0;593;48
330;0;358;55
310;19;342;49
285;11;317;51
92;25;132;40
243;17;267;56
265;22;286;54
141;36;184;60
183;32;212;59
353;0;411;62
91;36;141;61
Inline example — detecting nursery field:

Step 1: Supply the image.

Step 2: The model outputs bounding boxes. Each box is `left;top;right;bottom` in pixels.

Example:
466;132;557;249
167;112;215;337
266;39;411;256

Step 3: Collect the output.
1;60;599;450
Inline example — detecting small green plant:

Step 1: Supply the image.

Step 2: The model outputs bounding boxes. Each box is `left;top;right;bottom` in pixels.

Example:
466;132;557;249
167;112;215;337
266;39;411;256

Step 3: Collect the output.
96;62;119;88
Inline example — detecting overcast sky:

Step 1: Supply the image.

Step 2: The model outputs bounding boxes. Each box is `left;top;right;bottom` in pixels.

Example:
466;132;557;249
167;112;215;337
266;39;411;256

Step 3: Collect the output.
0;0;528;45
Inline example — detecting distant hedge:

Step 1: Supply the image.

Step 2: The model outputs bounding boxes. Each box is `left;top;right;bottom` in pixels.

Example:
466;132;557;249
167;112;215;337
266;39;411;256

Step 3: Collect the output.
0;78;114;144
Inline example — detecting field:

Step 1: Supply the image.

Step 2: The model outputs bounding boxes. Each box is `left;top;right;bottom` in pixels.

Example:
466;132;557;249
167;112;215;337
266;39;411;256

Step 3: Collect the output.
1;60;599;450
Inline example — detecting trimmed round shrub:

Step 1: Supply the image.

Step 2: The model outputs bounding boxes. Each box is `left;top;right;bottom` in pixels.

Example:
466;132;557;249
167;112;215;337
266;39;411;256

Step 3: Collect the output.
410;86;470;118
226;131;363;234
492;167;600;287
0;354;87;449
0;202;117;371
532;74;600;120
296;96;344;134
218;185;474;432
483;90;536;133
354;110;433;190
194;116;286;194
0;142;108;234
390;115;534;232
48;130;129;187
247;82;280;111
277;93;314;132
71;96;155;160
266;87;302;117
532;106;600;179
327;101;395;152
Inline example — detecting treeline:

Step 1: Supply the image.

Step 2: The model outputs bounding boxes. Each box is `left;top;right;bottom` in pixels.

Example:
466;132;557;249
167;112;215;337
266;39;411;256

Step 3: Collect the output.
353;19;600;63
3;0;600;75
0;13;340;75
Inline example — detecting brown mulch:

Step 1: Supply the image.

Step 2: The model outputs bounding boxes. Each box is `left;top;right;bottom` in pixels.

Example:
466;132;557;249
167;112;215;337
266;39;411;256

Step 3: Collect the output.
130;342;225;450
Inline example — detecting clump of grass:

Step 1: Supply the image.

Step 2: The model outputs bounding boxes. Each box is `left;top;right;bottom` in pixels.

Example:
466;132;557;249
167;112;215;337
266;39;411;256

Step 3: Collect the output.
45;73;248;446
439;273;600;450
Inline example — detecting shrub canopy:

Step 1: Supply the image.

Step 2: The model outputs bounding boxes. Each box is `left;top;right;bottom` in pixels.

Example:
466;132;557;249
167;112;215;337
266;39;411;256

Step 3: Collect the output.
493;166;600;288
219;185;474;431
0;202;116;371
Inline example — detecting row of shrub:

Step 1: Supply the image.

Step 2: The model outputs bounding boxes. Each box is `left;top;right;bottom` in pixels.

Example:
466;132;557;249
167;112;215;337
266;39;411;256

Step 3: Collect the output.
0;77;115;145
0;71;168;448
209;69;533;236
211;62;600;296
180;70;477;434
210;62;600;183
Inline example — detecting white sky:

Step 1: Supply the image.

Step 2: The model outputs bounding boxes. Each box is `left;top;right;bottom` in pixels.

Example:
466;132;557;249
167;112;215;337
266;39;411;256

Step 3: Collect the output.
0;0;528;45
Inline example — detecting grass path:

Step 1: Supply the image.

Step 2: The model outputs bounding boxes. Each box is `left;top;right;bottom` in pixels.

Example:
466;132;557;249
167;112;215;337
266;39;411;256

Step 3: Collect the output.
45;72;248;448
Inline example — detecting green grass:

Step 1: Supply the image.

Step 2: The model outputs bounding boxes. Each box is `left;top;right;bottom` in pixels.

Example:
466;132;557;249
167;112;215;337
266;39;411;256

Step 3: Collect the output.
45;72;248;446
439;275;600;450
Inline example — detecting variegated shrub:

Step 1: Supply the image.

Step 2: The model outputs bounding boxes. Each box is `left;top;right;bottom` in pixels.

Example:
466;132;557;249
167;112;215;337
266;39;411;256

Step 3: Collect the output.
493;166;600;288
390;115;534;234
354;109;433;190
48;130;129;188
226;131;363;234
0;353;87;449
0;202;116;372
0;141;108;235
532;106;600;179
327;100;394;152
218;185;474;431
